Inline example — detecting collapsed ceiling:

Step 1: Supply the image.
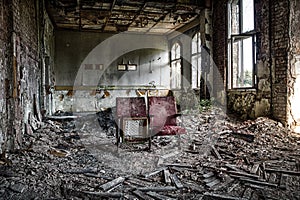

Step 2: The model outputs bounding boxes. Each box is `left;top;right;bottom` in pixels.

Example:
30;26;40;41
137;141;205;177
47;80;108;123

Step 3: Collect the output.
46;0;210;35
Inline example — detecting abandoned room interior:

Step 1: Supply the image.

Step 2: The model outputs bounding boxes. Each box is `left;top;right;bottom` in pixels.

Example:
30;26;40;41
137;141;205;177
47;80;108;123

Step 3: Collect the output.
0;0;300;199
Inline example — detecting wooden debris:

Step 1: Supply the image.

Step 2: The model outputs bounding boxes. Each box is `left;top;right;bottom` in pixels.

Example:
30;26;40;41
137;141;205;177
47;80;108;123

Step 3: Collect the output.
244;183;266;190
206;179;221;188
144;167;167;178
203;171;215;178
203;176;217;183
165;163;194;168
137;186;177;192
265;168;300;176
100;177;125;191
163;169;172;184
261;162;268;180
239;178;278;188
203;192;248;200
147;191;177;200
227;170;259;180
170;174;184;189
279;174;288;189
250;163;260;174
66;188;124;199
226;124;255;142
211;145;222;160
132;190;153;200
83;191;124;198
268;173;277;183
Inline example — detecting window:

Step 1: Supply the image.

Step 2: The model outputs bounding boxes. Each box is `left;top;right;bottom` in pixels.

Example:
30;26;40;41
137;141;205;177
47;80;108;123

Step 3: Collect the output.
191;32;201;89
170;42;182;89
228;0;256;89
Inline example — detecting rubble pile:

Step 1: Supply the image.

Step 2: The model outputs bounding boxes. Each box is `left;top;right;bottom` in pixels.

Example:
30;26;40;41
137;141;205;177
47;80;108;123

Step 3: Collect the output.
0;107;299;199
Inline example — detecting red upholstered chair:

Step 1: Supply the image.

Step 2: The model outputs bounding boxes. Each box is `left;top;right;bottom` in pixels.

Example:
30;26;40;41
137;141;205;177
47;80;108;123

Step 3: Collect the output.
148;96;186;137
115;97;150;148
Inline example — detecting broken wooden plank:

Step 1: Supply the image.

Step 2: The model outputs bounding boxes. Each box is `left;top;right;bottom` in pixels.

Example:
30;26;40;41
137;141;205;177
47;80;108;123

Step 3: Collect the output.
203;171;215;178
184;182;206;193
265;168;300;176
203;176;217;183
268;172;277;184
165;163;194;168
66;188;123;199
261;162;268;180
144;167;167;178
203;192;248;200
100;177;125;191
250;163;260;174
137;186;177;192
244;183;266;190
132;190;153;200
163;169;171;184
211;145;222;160
239;178;278;188
224;164;242;172
279;174;288;189
227;170;260;180
206;179;221;188
83;191;124;198
146;191;177;200
170;174;184;189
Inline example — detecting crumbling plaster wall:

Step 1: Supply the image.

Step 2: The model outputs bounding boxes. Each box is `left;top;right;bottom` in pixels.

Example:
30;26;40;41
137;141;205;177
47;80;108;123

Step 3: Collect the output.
0;0;53;153
54;31;170;112
288;0;300;132
0;0;11;153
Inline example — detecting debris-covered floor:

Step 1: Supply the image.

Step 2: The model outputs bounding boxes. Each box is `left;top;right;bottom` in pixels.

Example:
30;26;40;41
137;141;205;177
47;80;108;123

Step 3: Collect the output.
0;107;300;199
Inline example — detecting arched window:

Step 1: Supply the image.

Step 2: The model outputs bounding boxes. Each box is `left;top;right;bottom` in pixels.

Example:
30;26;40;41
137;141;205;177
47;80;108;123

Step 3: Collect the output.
170;42;182;89
191;32;201;89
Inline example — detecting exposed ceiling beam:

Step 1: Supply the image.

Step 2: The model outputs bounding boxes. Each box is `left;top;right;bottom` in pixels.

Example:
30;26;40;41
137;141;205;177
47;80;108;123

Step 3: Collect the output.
167;16;200;39
102;0;117;31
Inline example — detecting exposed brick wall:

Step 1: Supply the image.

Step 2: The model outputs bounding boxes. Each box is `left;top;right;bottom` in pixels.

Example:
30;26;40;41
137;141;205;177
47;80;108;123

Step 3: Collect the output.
212;0;290;124
212;0;227;105
270;0;290;123
0;0;48;152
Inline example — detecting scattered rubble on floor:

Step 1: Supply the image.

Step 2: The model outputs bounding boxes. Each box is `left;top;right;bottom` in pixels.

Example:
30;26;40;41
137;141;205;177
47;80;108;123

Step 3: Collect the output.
0;107;299;199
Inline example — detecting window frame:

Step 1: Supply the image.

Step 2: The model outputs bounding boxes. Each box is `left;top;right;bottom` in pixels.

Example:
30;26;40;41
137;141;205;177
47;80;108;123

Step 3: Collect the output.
191;32;201;89
170;41;182;89
227;0;257;90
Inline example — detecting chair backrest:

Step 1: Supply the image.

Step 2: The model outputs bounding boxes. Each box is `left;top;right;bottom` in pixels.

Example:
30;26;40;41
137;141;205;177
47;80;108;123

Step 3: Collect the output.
148;96;178;128
116;97;147;118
